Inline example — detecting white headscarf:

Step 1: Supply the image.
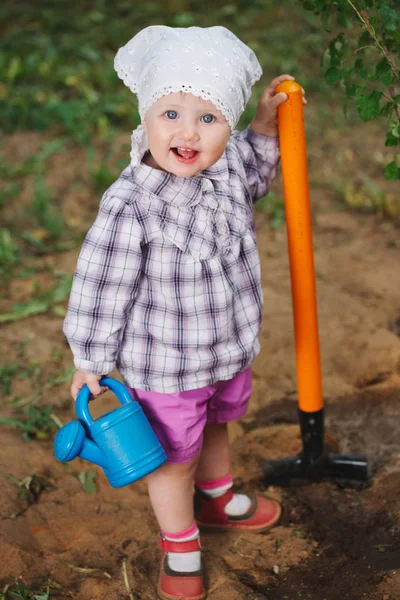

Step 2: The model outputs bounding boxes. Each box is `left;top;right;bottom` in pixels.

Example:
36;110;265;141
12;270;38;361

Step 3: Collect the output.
114;25;262;166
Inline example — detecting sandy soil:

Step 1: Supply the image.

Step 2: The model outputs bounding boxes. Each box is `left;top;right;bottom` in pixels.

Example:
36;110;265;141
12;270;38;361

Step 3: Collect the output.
0;125;399;599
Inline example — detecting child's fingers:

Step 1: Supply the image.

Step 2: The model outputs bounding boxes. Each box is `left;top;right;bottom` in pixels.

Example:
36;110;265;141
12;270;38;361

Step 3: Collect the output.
71;380;83;401
273;91;289;107
265;74;295;95
87;377;106;399
70;372;106;401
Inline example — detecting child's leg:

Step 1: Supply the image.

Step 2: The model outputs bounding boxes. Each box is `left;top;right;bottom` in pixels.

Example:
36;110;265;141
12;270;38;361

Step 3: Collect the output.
147;455;203;577
194;422;231;480
147;456;199;533
194;423;252;516
193;370;281;530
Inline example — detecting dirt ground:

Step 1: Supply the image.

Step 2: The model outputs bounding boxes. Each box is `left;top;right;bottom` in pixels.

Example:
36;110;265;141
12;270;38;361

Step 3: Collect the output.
0;123;400;599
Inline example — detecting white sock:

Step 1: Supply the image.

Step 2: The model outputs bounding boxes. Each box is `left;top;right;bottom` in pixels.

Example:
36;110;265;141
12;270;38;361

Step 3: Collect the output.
225;492;252;516
197;480;252;517
164;527;201;573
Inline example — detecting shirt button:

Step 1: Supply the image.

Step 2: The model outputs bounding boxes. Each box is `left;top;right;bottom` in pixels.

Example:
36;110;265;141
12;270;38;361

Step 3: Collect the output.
206;196;218;210
217;223;228;235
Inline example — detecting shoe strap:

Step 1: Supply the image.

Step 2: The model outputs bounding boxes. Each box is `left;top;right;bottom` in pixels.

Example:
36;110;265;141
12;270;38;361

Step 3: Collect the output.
158;536;201;553
196;486;233;508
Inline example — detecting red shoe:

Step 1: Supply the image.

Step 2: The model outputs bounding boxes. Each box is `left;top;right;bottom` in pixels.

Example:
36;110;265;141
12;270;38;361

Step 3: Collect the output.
194;487;281;532
157;536;206;600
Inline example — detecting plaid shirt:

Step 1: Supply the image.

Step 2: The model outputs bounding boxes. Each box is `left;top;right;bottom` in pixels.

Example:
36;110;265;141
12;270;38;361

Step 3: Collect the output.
63;127;279;392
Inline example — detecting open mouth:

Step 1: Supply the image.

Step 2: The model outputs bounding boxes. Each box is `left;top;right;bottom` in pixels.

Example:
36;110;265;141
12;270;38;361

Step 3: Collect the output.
170;147;199;164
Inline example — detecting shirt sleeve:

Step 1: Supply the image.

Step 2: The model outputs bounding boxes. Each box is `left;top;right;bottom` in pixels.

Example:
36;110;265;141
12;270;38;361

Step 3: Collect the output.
231;126;280;202
62;194;143;375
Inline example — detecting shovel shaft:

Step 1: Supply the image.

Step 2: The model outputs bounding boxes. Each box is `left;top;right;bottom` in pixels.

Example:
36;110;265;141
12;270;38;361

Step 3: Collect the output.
277;81;323;413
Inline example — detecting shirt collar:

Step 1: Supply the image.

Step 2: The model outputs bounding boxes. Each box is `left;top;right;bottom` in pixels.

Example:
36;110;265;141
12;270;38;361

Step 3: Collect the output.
129;150;229;206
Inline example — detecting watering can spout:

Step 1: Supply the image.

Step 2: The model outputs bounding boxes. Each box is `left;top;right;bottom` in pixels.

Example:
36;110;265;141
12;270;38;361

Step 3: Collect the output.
80;438;108;469
54;421;108;469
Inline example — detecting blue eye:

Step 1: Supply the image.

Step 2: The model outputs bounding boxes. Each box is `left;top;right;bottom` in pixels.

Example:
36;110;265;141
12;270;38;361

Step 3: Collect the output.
201;114;215;124
165;110;178;119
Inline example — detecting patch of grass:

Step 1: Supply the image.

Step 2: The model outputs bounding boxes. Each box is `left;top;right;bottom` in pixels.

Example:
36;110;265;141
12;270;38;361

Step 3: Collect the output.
0;138;71;271
0;183;21;208
0;272;72;323
46;365;75;386
0;0;336;140
0;404;59;442
87;144;124;193
4;473;53;504
256;192;286;228
293;529;307;539
62;464;98;494
1;358;42;401
78;469;98;495
0;139;68;180
335;175;400;220
0;228;19;279
31;175;65;239
0;363;19;396
1;578;61;600
274;538;284;550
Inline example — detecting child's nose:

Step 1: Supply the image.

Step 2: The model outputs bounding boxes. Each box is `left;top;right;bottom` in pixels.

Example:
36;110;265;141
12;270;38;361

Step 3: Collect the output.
181;124;200;142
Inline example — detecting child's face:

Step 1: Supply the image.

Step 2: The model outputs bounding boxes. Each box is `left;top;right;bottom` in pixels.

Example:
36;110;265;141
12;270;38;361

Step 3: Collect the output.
143;92;231;177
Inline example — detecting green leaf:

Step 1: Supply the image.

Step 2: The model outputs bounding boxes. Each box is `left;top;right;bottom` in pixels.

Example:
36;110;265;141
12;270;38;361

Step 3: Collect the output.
356;90;382;122
345;83;361;98
377;2;399;32
50;274;73;303
78;469;97;494
52;305;67;317
385;131;400;146
354;58;370;79
321;6;332;31
328;34;346;67
384;161;400;180
375;58;393;85
170;12;195;26
325;66;342;84
380;102;394;117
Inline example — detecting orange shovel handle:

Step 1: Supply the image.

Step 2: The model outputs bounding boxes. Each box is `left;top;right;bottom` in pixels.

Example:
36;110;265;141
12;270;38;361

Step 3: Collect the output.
277;81;323;413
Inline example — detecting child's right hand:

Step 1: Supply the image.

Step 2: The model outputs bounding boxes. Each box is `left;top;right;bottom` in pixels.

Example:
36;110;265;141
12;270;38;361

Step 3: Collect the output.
71;370;108;401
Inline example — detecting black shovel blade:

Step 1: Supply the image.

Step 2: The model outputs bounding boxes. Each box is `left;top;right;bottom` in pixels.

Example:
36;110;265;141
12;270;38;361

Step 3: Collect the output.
263;452;368;485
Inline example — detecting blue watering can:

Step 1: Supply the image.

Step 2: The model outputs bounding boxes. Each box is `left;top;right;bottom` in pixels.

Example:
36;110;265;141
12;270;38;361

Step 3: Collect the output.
54;377;167;487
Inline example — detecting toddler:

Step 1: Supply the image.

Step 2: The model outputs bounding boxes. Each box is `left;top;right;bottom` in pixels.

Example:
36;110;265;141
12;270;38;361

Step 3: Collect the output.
63;25;306;600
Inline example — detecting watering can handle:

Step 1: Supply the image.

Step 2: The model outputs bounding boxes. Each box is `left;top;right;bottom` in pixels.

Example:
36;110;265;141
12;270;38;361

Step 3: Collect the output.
75;377;133;428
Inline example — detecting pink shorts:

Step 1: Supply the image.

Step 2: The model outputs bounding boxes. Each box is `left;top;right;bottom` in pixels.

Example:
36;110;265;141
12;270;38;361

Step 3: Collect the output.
128;368;252;464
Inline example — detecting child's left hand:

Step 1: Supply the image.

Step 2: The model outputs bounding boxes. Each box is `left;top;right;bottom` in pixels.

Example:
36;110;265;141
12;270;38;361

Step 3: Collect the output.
250;74;307;138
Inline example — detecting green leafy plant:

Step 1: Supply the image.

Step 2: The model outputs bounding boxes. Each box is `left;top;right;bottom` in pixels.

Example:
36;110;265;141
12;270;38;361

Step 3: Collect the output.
301;0;400;179
0;405;59;441
0;139;68;180
31;175;65;239
0;229;18;279
257;192;286;228
0;183;21;208
78;469;98;494
0;272;72;323
87;145;122;193
0;363;19;396
335;173;400;217
4;473;52;504
46;365;75;386
0;578;60;600
62;464;98;494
